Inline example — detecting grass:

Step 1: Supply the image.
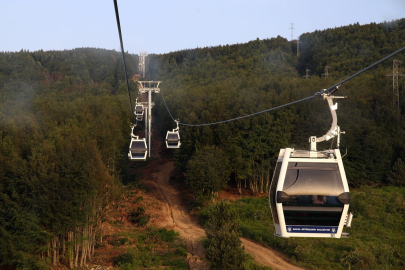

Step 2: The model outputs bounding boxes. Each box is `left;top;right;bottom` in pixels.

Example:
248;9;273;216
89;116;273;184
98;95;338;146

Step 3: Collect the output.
198;186;405;270
113;227;188;270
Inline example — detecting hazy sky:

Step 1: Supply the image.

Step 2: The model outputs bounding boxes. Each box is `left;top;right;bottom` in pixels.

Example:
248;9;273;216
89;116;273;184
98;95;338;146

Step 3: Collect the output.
1;0;404;55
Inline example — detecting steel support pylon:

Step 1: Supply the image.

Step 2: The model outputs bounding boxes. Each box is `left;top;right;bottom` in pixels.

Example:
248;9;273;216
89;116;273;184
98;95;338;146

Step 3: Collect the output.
138;81;161;158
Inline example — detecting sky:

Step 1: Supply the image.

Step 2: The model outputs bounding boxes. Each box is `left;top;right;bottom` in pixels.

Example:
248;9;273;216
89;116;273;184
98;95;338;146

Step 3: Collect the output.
1;0;404;55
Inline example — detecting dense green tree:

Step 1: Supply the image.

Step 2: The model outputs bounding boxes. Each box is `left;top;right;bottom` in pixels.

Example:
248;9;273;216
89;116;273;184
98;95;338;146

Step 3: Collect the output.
0;136;48;269
185;146;230;202
386;158;405;186
205;200;247;270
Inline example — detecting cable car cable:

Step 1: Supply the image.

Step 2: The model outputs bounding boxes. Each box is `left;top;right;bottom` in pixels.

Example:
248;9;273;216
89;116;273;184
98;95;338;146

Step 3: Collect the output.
178;95;316;127
160;88;316;126
160;46;405;127
319;46;405;96
160;86;176;122
113;0;135;123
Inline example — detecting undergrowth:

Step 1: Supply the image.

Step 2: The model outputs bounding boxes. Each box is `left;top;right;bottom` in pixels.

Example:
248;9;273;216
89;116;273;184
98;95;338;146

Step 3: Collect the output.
113;227;188;270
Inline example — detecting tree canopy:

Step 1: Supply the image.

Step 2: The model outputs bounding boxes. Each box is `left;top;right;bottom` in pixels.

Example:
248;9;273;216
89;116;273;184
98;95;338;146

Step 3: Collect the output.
150;19;405;192
0;48;136;268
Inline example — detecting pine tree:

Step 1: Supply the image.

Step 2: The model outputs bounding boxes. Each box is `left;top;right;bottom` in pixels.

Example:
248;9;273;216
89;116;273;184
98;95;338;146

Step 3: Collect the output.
205;200;247;270
386;158;405;186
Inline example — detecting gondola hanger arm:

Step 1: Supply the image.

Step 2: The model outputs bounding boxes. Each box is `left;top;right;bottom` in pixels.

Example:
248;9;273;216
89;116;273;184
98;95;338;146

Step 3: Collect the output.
310;85;346;151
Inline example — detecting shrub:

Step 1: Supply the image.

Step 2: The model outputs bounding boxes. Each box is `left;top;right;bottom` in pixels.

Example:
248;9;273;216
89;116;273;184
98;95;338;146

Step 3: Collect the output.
130;206;149;226
386;158;405;186
133;195;143;203
110;237;129;246
175;246;188;256
137;215;150;227
115;252;135;265
146;228;178;243
168;258;188;269
205;200;248;269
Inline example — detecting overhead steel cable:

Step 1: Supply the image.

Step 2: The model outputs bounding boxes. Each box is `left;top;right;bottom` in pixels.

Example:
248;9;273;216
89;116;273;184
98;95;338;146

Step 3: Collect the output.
319;46;405;95
160;88;317;127
113;0;135;123
161;46;405;127
160;85;176;122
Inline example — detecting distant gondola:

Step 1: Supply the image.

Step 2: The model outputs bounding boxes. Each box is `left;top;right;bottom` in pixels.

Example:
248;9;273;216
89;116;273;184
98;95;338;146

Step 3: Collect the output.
135;104;144;122
165;120;181;148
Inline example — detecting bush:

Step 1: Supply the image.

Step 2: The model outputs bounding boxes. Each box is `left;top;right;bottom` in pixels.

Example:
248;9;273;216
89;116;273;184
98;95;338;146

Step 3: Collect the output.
133;195;143;203
168;258;188;269
146;228;178;243
175;246;188;256
115;252;135;265
205;200;248;269
137;215;150;227
130;206;149;226
110;237;129;246
386;158;405;186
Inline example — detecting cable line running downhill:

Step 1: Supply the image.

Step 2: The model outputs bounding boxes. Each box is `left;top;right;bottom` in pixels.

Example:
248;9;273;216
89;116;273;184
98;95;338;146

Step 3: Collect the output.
160;46;405;127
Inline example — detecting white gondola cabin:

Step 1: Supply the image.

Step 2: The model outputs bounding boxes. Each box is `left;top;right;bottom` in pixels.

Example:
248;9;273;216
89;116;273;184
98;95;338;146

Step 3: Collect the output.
269;87;353;238
269;148;352;238
166;132;181;148
135;104;144;121
165;120;181;149
128;135;147;161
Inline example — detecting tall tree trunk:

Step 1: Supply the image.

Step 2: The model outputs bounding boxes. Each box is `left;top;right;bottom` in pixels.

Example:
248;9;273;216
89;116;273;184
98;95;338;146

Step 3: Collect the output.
260;174;264;194
68;231;74;269
62;235;65;258
52;235;58;266
80;227;87;267
236;172;242;195
75;241;79;268
91;226;95;257
265;167;271;193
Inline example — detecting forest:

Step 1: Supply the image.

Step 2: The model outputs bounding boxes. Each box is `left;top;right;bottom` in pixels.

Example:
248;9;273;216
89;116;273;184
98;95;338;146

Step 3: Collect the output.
1;18;405;269
0;48;138;268
149;19;405;201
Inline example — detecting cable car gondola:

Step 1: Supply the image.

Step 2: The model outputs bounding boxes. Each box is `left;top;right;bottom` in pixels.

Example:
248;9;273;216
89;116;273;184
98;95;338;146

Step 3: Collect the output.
135;104;144;122
128;136;147;160
128;126;147;160
165;120;181;148
269;87;353;238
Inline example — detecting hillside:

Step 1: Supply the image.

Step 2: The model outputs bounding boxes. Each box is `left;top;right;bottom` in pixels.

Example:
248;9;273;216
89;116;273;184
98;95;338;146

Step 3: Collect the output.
149;19;405;196
1;18;405;269
0;48;138;268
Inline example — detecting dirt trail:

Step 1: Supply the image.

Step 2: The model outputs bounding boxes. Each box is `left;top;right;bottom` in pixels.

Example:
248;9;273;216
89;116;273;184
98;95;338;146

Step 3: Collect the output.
144;159;304;270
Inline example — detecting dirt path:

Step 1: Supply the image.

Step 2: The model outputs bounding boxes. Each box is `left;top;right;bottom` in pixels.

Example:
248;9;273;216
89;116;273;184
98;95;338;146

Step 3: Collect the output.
144;160;304;270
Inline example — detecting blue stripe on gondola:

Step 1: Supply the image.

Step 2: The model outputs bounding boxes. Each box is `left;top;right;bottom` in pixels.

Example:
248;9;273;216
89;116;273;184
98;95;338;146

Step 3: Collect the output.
286;226;338;233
